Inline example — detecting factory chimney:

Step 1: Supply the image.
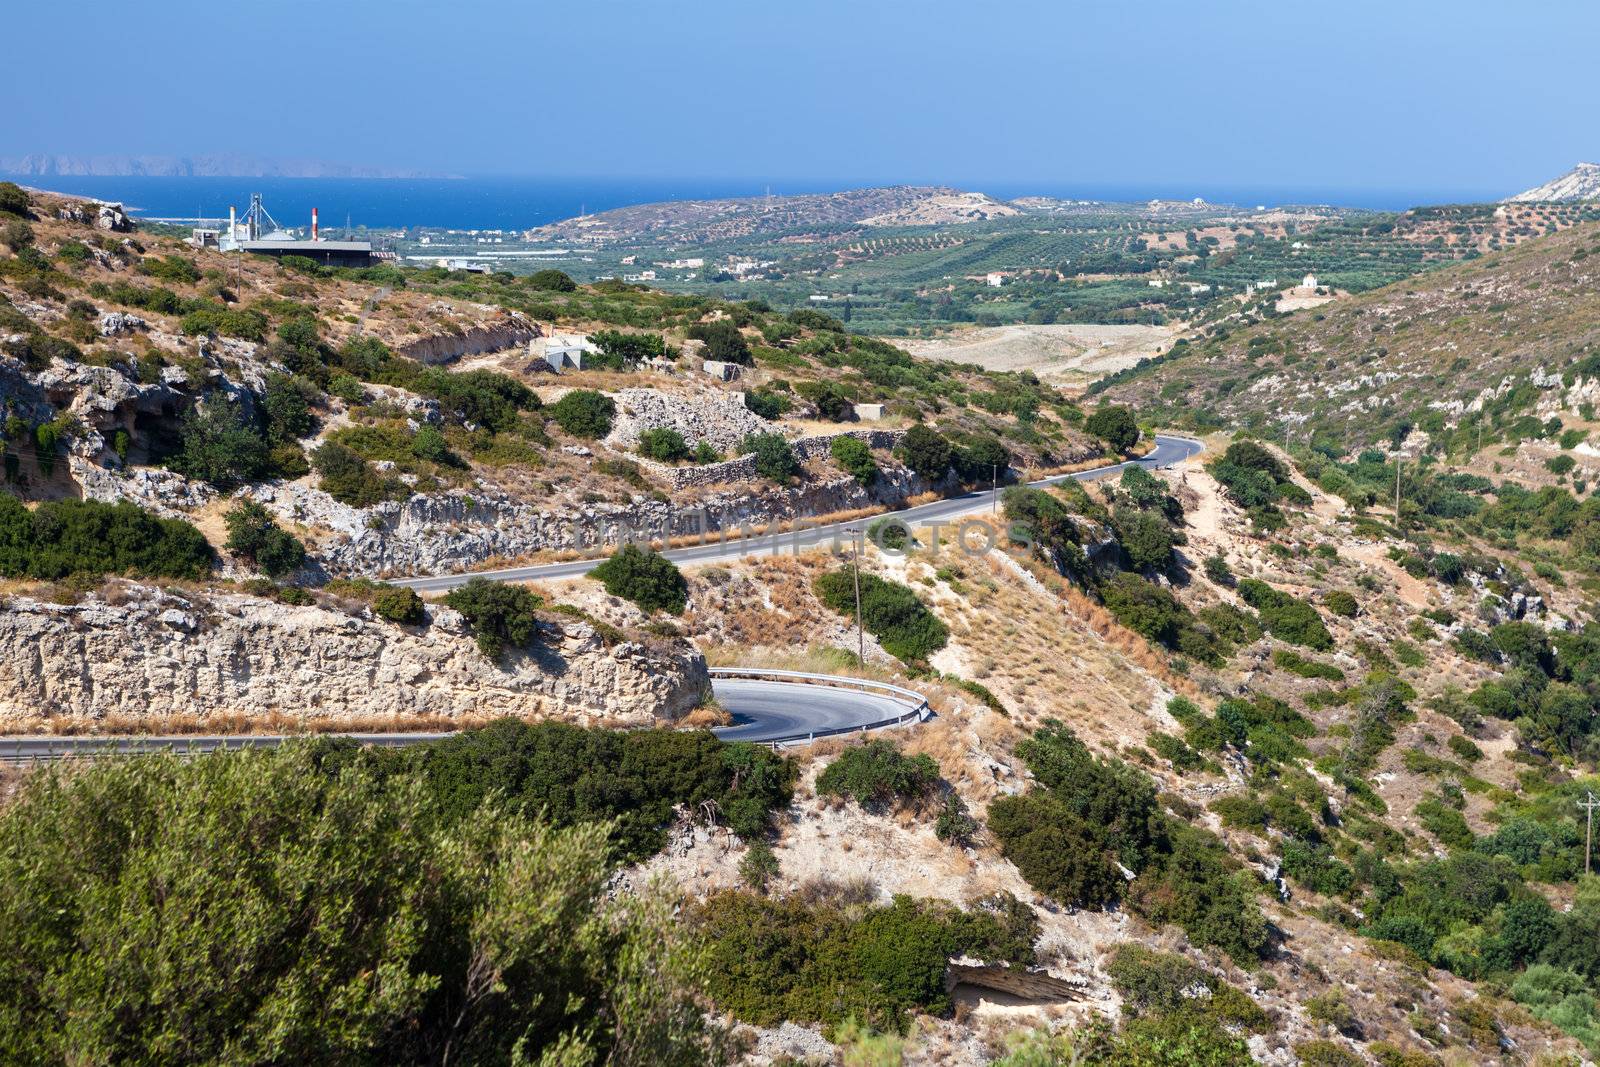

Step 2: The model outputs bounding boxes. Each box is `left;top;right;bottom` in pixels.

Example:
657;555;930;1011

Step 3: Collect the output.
228;205;236;241
311;207;319;242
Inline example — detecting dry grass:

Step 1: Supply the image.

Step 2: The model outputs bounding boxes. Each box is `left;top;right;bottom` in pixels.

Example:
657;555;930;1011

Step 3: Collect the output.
0;708;508;738
680;705;732;729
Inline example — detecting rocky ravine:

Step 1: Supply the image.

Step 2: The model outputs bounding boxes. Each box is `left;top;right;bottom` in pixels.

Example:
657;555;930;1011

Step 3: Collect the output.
0;584;708;731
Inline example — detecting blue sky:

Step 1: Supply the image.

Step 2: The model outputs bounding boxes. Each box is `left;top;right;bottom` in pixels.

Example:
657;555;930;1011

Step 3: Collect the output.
5;0;1598;199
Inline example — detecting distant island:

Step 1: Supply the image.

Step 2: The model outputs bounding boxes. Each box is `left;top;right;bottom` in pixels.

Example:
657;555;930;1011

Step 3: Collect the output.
0;153;459;179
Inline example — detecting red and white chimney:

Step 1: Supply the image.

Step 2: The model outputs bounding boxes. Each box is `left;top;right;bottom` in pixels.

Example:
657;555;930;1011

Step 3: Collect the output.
311;207;319;241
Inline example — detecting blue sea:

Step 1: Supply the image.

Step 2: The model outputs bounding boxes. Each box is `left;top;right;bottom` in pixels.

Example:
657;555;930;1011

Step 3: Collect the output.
0;174;1499;232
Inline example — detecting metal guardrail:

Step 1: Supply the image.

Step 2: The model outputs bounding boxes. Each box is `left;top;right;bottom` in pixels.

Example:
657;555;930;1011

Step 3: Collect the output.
706;667;934;746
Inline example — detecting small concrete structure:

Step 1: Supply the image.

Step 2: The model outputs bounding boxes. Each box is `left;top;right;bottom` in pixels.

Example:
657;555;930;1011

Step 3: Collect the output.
853;403;885;421
701;359;742;381
1301;273;1319;289
645;357;677;375
538;333;597;373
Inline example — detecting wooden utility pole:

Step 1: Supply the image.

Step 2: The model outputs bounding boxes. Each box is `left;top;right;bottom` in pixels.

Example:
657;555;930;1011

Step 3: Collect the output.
1581;791;1600;877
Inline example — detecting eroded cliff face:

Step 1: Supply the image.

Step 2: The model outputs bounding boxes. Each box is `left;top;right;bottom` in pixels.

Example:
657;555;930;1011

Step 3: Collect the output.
397;317;540;365
0;583;708;732
251;467;932;577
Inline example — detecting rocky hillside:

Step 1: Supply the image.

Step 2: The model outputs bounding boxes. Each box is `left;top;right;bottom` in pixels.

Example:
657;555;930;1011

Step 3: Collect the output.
525;185;1019;245
0;181;1102;582
14;177;1600;1063
1508;162;1600;202
1100;217;1600;454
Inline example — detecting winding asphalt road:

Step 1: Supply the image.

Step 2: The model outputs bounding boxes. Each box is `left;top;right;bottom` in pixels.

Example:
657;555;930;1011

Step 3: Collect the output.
0;435;1202;759
1;675;924;760
389;434;1203;593
709;677;920;743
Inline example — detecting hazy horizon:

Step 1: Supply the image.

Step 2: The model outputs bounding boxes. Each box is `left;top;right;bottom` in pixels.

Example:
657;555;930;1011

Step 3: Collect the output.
7;0;1599;200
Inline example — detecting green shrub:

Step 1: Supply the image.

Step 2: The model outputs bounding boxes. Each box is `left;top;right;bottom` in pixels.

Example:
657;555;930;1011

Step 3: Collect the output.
0;743;721;1065
311;441;409;507
372;585;425;625
1417;795;1474;849
895;424;952;480
0;182;29;217
139;254;201;283
1238;578;1333;650
409;425;456;465
549;389;615;438
413;368;538;433
261;373;318;445
527;268;576;291
588;329;665;369
1105;945;1268;1031
1101;572;1189;648
169;402;269;489
813;569;948;662
589;543;688;615
1272;649;1344;682
744;389;789;420
1;219;36;253
866;516;911;551
988;790;1123;907
934;794;979;844
831;434;879;485
992;720;1269;962
408;718;793;859
637;427;690;462
0;496;213;580
1203;553;1235;586
1324;590;1359;617
1114;507;1176;572
178;305;268;342
741;431;801;481
796;380;855;421
952;435;1010;485
1295;1040;1364;1067
442;577;543;658
694;890;1036;1032
816;740;940;806
687;319;751;365
1084;405;1140;452
223;500;305;578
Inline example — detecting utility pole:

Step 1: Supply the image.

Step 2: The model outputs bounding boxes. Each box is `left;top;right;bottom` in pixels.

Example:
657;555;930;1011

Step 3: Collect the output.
1395;455;1403;529
992;463;999;514
1581;791;1600;877
846;527;864;664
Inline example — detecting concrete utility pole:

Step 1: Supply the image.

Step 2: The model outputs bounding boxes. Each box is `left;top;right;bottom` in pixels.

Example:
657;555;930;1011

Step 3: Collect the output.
992;463;999;514
1581;791;1600;877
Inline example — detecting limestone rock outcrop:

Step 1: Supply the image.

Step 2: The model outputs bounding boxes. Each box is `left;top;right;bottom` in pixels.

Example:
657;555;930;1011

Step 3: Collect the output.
604;387;774;453
398;314;539;365
0;584;709;731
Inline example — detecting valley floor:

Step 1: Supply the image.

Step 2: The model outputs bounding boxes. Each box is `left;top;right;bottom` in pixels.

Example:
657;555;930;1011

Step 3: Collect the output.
900;323;1180;390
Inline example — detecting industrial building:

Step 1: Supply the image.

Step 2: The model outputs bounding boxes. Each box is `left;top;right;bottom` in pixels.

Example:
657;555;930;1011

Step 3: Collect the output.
189;193;382;268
